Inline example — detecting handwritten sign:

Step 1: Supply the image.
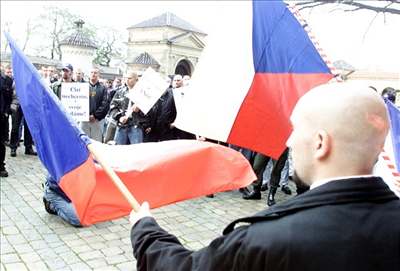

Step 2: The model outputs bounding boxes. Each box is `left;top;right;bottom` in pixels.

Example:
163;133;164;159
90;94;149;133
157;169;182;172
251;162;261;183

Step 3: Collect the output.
60;83;89;122
128;67;169;115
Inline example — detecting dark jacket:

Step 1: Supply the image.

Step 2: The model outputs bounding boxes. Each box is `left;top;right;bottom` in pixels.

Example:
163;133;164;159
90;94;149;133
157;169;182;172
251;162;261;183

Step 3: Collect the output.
0;73;13;114
131;177;400;271
108;86;154;130
89;81;109;120
149;88;176;141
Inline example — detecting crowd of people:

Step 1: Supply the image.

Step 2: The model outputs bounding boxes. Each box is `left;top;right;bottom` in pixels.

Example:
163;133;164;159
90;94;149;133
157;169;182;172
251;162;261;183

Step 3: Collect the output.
1;61;400;269
0;64;38;178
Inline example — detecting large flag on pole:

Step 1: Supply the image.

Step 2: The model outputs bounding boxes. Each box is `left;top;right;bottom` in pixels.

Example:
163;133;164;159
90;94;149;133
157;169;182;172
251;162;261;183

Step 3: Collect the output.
5;33;255;226
174;1;334;159
373;100;400;197
386;100;400;172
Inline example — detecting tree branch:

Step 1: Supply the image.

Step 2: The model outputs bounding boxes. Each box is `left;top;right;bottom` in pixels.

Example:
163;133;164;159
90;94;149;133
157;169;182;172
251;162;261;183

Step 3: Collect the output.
296;1;400;15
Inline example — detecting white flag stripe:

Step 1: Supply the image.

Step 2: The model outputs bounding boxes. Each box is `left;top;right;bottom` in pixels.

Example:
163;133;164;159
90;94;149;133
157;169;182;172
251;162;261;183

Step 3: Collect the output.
374;133;400;197
174;3;254;140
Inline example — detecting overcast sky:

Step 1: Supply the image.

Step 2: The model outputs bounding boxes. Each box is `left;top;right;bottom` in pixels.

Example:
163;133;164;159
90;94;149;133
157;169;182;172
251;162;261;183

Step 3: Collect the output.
1;1;400;73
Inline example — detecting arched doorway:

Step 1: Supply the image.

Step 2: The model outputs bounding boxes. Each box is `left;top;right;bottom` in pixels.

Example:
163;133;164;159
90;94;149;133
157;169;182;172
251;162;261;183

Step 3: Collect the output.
174;59;192;76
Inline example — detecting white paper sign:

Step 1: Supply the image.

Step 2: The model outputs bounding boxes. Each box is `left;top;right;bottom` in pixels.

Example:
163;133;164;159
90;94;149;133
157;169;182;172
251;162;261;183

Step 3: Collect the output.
128;67;169;115
60;83;89;122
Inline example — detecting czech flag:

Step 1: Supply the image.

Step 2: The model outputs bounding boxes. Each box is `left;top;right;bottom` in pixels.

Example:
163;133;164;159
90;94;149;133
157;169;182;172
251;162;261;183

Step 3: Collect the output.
175;1;334;159
5;33;255;226
386;100;400;172
373;99;400;197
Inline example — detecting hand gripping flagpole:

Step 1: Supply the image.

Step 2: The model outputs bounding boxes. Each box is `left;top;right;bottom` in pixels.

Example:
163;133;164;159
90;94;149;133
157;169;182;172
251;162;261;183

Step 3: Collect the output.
87;143;141;212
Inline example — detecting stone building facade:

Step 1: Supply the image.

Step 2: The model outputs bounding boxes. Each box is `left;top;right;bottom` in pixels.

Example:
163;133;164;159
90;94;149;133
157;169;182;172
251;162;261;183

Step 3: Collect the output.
125;12;206;76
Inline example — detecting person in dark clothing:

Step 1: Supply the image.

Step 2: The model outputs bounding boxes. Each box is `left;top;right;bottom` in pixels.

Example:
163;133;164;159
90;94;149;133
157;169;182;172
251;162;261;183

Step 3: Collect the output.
381;86;397;103
148;87;176;142
0;68;14;177
103;78;123;143
266;147;291;205
129;83;399;271
243;149;294;204
242;152;271;200
7;68;37;157
80;68;109;142
170;75;196;140
51;63;74;99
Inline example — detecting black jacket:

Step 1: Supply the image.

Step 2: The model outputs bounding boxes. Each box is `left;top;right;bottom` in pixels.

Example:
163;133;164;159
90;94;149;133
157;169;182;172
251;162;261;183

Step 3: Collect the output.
89;81;109;120
0;73;13;114
149;88;176;140
108;86;154;130
131;177;400;271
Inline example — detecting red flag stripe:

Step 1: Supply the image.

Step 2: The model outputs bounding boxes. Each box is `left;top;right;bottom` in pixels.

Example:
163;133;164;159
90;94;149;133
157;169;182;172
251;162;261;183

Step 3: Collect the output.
382;149;400;181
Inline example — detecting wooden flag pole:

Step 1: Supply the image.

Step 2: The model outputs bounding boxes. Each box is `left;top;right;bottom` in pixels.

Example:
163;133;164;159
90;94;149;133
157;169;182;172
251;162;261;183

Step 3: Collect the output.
87;143;141;212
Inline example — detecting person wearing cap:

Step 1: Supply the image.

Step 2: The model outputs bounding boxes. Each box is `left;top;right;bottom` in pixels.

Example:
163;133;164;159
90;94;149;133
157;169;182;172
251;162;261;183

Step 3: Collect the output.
79;68;109;142
51;63;74;99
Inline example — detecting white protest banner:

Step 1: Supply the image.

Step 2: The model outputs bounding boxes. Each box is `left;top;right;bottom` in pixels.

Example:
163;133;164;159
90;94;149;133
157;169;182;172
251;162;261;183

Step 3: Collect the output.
60;83;90;122
128;67;169;115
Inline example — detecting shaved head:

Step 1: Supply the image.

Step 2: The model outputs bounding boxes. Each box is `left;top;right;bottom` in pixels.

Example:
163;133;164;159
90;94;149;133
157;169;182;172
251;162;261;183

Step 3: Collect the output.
287;82;389;186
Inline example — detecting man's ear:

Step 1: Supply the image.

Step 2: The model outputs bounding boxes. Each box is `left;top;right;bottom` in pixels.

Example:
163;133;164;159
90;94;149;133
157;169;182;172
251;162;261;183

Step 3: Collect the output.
314;130;330;160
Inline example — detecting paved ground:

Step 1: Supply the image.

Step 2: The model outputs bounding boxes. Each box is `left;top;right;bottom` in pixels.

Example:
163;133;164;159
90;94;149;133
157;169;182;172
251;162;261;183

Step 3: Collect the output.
1;147;293;271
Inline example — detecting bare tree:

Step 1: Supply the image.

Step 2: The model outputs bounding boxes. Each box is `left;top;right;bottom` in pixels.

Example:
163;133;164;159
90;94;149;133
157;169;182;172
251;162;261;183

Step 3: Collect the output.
38;6;79;60
294;1;400;40
295;1;400;15
1;21;12;54
22;19;40;52
93;27;124;67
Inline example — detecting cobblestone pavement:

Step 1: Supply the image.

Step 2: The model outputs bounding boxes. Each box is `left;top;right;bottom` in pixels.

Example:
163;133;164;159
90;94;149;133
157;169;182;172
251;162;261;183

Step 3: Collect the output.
1;147;294;271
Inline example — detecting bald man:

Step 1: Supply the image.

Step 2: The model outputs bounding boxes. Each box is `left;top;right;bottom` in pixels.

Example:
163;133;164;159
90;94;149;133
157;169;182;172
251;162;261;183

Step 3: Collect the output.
129;83;399;271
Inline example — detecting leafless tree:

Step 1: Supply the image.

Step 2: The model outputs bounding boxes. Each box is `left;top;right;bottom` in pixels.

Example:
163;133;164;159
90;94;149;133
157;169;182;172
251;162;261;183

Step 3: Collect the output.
93;27;124;67
1;21;12;54
38;6;79;60
295;1;400;15
22;19;40;52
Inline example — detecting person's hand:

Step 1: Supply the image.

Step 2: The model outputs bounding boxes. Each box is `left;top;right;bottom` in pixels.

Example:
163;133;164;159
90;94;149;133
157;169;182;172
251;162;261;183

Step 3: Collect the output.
145;127;151;134
130;202;152;227
119;116;128;124
89;115;96;122
132;105;140;113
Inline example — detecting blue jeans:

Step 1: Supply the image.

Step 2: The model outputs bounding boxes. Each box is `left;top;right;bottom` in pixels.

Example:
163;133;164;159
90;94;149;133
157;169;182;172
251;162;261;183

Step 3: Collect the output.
43;178;81;227
114;126;143;145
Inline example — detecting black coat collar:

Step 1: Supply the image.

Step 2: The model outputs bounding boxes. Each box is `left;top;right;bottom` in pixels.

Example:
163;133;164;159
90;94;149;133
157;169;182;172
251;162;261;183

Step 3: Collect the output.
223;177;398;234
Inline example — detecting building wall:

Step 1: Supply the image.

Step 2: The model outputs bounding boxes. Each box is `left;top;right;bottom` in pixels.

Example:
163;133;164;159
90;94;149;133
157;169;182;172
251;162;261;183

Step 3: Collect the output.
126;26;206;76
60;45;96;76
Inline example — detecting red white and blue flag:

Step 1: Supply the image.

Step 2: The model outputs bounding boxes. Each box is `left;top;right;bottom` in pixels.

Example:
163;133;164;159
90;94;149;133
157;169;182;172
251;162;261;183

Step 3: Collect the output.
5;33;255;226
175;1;334;159
375;100;400;197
